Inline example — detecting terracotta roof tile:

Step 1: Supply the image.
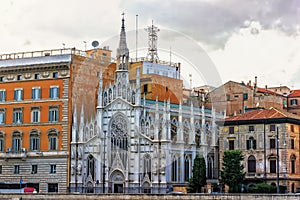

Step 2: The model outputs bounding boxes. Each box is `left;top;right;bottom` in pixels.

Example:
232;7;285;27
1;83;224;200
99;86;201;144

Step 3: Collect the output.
225;107;300;121
288;90;300;97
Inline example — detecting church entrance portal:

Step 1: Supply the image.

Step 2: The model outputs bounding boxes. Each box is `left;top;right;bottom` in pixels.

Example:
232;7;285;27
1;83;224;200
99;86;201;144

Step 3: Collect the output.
110;170;125;193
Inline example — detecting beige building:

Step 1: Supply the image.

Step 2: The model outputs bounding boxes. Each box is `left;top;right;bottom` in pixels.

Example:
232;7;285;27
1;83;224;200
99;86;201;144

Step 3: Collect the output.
218;107;300;193
207;80;287;117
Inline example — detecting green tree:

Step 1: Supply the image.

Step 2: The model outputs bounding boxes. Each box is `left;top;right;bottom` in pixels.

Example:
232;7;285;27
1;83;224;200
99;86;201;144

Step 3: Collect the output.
220;150;245;192
188;154;206;193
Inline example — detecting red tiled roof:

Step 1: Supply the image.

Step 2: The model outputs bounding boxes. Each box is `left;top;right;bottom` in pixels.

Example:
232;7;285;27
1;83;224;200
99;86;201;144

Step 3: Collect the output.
225;107;300;121
256;88;281;96
288;90;300;97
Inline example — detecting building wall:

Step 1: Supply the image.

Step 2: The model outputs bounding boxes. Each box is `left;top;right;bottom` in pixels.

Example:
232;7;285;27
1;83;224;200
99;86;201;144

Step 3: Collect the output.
130;62;183;104
219;122;300;192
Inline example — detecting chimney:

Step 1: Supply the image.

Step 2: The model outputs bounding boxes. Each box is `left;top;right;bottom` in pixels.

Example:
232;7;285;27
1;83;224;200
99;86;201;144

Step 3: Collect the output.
254;76;257;88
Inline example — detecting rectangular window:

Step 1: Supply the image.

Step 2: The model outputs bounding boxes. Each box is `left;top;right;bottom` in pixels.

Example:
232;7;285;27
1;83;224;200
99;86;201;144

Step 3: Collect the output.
32;87;41;100
30;137;40;151
291;99;298;106
12;137;21;152
270;124;276;132
226;95;230;101
0;109;5;124
0;76;4;82
49;86;59;98
53;72;58;78
50;165;56;173
17;75;22;81
34;74;40;79
49;107;59;122
14;165;20;174
270;138;276;149
229;126;234;134
270;160;276;173
229;140;235;150
247;138;257;150
0;165;2;174
49;137;57;150
14;89;23;101
243;93;248;100
31;107;40;123
0;139;4;152
32;165;38;174
249;125;254;132
48;183;58;193
13;108;23;124
291;139;295;149
291;125;295;133
0;90;6;101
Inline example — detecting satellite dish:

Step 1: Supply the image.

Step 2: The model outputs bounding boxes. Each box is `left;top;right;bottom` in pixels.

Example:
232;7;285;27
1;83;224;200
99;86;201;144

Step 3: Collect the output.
92;41;99;48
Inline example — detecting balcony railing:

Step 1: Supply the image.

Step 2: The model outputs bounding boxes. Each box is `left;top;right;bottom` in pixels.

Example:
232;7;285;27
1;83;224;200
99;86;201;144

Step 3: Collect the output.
0;148;27;159
0;48;86;60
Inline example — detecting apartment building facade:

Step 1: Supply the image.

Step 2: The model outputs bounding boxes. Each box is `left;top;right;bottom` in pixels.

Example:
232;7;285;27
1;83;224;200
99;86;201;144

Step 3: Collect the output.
218;108;300;193
0;48;112;192
207;80;287;117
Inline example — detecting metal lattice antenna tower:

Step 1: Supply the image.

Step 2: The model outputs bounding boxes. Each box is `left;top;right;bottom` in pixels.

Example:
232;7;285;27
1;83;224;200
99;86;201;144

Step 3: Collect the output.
145;20;160;63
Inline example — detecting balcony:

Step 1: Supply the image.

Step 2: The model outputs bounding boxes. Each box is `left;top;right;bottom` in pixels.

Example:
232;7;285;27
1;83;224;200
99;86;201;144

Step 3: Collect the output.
0;148;27;159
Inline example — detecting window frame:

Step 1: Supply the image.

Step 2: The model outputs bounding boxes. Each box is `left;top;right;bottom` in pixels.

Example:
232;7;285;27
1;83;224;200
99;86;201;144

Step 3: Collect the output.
0;89;6;102
31;107;40;123
31;87;41;100
229;140;235;150
14;165;20;174
270;124;276;132
0;108;5;124
12;131;22;153
30;130;40;151
32;165;38;174
229;126;234;134
48;106;59;122
270;138;276;149
248;155;256;173
270;160;276;173
49;86;59;99
13;108;23;124
14;88;23;101
50;165;56;174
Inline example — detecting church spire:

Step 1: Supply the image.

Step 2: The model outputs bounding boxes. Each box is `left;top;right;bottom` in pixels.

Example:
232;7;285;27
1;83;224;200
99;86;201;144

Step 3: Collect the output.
116;13;129;71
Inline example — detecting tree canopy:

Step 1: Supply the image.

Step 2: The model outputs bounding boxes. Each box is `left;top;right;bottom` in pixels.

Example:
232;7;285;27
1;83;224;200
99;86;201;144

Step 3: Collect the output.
188;154;206;193
220;150;245;192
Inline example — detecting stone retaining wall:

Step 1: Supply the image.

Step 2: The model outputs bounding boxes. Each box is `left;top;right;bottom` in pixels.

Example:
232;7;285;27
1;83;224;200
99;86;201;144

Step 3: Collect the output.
1;194;300;200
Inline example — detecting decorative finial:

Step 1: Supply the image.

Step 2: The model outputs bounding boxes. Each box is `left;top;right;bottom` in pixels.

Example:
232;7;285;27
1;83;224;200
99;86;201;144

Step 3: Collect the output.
121;12;125;29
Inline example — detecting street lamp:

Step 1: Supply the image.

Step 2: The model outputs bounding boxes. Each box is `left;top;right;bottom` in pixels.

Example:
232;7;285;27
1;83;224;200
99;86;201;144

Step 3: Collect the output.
102;130;107;193
276;126;280;194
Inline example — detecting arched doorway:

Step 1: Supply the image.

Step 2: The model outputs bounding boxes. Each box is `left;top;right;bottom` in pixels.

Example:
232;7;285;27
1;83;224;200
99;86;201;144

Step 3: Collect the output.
110;170;125;193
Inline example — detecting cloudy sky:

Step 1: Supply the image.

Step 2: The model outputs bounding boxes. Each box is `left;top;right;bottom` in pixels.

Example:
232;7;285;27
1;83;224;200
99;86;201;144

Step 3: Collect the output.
1;0;300;89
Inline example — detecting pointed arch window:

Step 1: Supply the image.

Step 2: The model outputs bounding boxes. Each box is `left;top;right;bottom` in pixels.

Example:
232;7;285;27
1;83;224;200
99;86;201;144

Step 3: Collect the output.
144;154;151;180
248;155;256;173
172;156;178;182
110;114;128;166
207;156;214;179
184;154;192;182
87;155;95;180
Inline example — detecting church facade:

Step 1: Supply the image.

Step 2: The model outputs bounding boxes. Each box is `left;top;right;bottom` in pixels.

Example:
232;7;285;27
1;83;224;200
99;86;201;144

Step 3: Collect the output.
69;17;221;193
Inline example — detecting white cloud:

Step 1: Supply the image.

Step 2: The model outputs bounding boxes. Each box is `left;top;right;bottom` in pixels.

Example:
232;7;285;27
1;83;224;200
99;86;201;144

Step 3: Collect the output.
209;21;300;88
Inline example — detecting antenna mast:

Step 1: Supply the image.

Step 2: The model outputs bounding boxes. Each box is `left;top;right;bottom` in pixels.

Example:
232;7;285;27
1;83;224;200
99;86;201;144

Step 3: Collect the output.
136;14;138;61
145;20;160;63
